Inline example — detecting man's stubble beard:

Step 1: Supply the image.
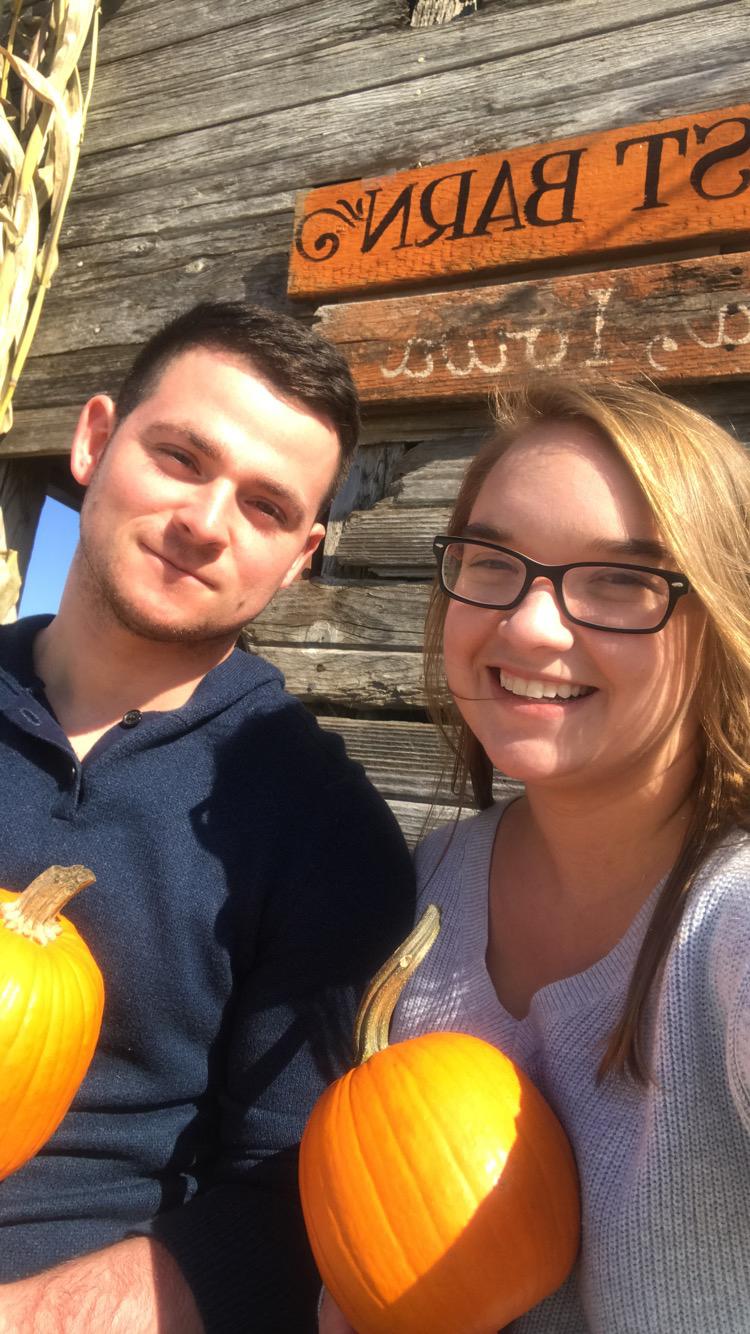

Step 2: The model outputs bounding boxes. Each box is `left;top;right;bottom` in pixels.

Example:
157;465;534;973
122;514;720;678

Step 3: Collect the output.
76;525;250;648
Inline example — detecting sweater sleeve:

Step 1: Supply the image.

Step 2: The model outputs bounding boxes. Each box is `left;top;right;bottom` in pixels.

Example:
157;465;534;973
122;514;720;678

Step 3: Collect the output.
726;951;750;1134
144;765;416;1333
706;843;750;1135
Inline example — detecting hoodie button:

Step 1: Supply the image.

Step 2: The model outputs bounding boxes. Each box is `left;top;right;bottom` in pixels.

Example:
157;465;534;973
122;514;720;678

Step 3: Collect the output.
121;709;142;728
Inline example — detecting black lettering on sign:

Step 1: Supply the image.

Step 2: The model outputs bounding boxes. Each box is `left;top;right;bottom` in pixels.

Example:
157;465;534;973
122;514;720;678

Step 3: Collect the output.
691;117;750;201
524;149;586;226
416;169;476;246
615;129;689;211
470;160;525;236
361;185;415;254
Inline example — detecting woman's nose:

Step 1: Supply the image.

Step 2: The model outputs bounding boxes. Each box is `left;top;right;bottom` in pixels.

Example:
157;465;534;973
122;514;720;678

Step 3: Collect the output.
501;578;575;650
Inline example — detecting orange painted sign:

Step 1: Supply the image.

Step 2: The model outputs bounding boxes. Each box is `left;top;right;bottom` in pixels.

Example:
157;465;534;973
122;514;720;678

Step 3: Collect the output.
290;104;750;299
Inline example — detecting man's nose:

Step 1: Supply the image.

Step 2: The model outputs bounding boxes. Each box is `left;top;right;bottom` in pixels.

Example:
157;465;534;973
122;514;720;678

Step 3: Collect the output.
176;483;232;545
501;577;575;650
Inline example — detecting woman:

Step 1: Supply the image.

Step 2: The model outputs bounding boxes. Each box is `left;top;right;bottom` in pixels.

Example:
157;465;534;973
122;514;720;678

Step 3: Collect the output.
321;379;750;1333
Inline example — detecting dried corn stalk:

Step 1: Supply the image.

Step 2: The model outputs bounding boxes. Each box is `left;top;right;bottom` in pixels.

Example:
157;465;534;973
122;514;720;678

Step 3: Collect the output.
0;0;100;435
0;544;19;619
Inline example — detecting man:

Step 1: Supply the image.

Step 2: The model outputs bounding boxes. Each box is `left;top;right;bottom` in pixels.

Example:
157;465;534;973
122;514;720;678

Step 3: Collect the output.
0;303;415;1332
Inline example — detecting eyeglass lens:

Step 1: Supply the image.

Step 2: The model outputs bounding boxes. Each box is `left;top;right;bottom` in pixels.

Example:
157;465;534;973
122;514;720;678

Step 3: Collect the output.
441;541;672;631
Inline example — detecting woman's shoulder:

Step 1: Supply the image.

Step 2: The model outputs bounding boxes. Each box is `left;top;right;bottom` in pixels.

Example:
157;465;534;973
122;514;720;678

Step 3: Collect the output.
680;830;750;988
413;797;511;894
688;831;750;921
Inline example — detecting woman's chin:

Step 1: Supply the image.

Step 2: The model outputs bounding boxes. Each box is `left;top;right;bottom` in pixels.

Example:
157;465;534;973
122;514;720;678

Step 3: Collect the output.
486;744;586;789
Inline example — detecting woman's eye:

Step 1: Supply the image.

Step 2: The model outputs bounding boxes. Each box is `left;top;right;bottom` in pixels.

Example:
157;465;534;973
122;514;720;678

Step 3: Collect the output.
588;569;661;594
469;556;514;572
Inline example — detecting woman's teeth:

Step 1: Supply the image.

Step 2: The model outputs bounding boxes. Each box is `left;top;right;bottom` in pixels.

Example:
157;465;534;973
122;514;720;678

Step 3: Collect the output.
498;671;591;700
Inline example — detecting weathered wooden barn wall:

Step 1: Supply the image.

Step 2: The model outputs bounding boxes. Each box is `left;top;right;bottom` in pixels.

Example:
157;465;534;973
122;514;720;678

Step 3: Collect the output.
2;0;749;838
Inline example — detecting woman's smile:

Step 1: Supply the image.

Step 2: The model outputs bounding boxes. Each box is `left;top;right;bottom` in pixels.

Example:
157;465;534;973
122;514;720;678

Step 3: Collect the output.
495;669;596;702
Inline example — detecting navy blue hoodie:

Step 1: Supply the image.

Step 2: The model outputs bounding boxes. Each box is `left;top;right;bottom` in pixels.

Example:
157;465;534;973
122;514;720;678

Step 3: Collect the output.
0;617;415;1332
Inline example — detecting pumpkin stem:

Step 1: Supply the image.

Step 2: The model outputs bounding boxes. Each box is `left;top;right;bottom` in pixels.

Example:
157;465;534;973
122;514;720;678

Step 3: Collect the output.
353;904;441;1064
0;865;96;944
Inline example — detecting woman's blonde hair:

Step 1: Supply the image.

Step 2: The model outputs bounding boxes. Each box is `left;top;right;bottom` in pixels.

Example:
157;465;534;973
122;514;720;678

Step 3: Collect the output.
424;378;750;1082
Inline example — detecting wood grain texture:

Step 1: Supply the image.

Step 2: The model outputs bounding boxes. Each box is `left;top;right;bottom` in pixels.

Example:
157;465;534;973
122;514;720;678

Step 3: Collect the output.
247;580;431;648
319;716;456;800
244;641;427;708
290;102;750;298
96;0;406;69
89;1;408;150
87;1;730;155
321;444;405;576
335;502;450;571
318;715;522;804
0;406;82;458
384;798;464;847
392;437;483;504
317;252;750;406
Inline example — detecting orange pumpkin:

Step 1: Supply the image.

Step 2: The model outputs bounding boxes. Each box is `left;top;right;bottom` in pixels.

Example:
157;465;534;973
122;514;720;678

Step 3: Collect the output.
299;907;580;1334
0;864;104;1180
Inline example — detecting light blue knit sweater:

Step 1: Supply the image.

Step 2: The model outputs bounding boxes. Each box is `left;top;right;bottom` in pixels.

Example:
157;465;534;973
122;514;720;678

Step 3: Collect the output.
391;798;750;1333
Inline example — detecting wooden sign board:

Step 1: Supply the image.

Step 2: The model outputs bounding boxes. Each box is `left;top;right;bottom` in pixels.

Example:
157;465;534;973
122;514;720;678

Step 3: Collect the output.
290;104;750;299
314;252;750;405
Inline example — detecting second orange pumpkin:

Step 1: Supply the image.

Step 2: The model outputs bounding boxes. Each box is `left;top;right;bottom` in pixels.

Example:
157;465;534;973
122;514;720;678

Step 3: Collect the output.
299;908;580;1334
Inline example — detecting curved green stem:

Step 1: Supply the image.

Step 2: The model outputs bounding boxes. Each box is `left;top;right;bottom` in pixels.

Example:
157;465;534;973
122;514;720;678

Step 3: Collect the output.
353;904;441;1064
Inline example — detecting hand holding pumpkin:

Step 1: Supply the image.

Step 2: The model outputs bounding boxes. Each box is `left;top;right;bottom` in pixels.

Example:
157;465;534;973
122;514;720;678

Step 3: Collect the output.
300;907;580;1334
0;864;104;1181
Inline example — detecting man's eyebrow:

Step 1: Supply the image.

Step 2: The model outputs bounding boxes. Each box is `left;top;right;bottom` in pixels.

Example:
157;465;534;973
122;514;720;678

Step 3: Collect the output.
144;421;306;524
145;422;221;461
253;477;306;526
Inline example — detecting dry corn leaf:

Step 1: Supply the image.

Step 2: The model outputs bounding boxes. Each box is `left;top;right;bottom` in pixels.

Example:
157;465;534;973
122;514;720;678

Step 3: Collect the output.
0;0;99;440
0;548;21;622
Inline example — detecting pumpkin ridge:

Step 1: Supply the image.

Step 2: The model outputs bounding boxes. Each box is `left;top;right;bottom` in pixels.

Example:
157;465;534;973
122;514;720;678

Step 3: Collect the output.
39;946;72;1144
508;1088;580;1282
351;1048;455;1293
390;1042;489;1231
386;1038;524;1325
345;1062;425;1297
298;1093;352;1309
2;946;54;1163
45;939;89;1135
313;1075;389;1318
0;948;33;1058
32;940;71;1146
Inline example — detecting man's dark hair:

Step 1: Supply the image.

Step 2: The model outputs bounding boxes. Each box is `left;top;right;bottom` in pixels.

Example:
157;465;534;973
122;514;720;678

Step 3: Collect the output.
115;301;360;499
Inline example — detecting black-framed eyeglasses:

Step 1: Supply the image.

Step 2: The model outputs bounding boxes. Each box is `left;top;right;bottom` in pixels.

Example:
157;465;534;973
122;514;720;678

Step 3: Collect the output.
433;536;691;634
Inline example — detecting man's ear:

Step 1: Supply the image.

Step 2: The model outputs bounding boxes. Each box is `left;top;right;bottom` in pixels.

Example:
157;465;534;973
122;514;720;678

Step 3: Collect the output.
70;395;117;486
279;522;326;589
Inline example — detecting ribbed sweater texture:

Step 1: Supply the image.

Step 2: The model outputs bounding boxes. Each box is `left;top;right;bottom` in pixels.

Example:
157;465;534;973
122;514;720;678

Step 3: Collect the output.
392;798;750;1333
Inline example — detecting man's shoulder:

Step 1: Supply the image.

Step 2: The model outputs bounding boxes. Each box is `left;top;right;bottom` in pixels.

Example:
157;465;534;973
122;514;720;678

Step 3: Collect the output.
203;647;371;796
0;615;50;690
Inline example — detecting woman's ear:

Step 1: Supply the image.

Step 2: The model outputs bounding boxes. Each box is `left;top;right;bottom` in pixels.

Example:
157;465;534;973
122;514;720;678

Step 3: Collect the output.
70;395;117;486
